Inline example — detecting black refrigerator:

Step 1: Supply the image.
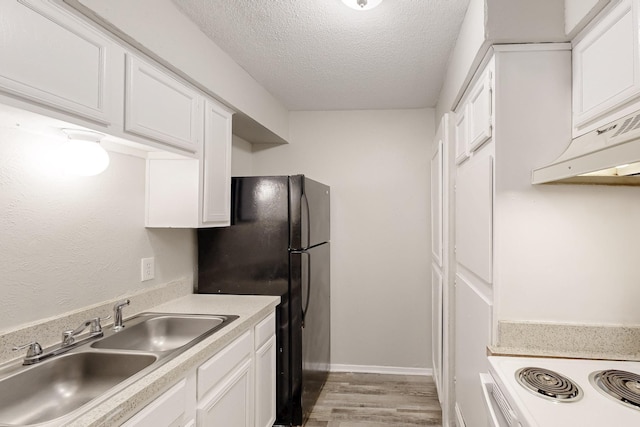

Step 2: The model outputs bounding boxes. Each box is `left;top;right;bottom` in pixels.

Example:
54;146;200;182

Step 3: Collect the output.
197;175;330;426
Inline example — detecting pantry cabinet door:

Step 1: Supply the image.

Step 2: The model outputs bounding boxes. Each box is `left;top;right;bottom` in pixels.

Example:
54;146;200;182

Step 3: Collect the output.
431;264;443;403
455;147;493;284
573;0;640;131
125;54;203;153
0;0;120;124
431;139;443;267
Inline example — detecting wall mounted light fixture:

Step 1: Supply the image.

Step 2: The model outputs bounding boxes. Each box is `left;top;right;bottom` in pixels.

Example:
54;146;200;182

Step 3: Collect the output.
60;129;110;176
341;0;383;11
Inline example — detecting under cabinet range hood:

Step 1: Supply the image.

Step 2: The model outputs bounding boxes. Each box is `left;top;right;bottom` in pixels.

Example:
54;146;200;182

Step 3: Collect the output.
532;110;640;185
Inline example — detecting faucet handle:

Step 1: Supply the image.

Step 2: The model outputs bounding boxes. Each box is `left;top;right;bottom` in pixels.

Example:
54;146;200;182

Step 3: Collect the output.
13;342;43;358
89;315;111;335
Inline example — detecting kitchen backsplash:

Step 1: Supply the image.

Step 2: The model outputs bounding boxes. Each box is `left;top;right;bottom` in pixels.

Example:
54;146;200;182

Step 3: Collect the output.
0;277;193;366
490;320;640;362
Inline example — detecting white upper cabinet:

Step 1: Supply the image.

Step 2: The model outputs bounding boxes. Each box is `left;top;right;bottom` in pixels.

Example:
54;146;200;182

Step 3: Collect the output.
454;106;469;165
145;98;233;228
0;0;122;125
573;0;640;136
125;54;204;154
467;69;493;152
202;100;233;227
455;66;494;163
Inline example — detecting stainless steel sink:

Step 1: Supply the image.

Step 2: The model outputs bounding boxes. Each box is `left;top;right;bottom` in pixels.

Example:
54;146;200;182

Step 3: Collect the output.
0;351;156;425
92;313;236;352
0;312;237;426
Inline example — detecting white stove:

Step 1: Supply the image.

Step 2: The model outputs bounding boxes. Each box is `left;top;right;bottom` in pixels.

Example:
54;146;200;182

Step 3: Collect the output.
483;356;640;426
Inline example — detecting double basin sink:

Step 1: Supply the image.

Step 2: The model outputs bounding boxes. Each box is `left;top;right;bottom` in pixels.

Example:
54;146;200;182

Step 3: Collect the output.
0;313;237;426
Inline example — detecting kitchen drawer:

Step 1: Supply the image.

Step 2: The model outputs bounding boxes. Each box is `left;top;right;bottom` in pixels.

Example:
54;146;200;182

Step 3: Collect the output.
197;330;252;399
121;379;187;427
254;312;276;349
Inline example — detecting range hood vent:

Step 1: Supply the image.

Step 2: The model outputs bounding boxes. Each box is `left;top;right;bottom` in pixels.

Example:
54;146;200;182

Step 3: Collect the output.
532;110;640;185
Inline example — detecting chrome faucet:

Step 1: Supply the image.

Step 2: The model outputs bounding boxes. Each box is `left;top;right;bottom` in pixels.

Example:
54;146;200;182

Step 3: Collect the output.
113;299;130;331
13;315;108;365
61;317;107;347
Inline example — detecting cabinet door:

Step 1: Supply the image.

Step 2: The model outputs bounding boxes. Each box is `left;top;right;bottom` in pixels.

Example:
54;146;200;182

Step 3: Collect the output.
125;54;203;153
202;100;233;227
431;139;443;267
455;275;492;426
255;335;277;427
431;264;443;403
454;106;469;165
145;158;199;228
573;0;640;130
455;147;493;284
467;71;492;152
197;358;253;427
122;379;187;427
0;0;120;124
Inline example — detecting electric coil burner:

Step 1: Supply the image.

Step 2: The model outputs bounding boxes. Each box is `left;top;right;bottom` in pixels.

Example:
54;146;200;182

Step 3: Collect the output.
515;367;583;402
590;369;640;410
487;357;640;426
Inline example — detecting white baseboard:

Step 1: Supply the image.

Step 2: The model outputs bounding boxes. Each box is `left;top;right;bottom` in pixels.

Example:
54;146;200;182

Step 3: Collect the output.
330;364;432;376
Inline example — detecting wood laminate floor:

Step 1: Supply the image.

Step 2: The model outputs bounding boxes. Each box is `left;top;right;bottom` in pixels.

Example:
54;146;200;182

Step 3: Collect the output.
305;372;442;426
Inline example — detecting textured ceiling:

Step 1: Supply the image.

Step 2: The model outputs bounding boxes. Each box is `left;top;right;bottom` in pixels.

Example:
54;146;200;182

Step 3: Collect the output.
171;0;470;111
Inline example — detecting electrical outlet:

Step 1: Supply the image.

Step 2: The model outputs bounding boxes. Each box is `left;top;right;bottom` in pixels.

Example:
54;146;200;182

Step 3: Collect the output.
141;257;155;281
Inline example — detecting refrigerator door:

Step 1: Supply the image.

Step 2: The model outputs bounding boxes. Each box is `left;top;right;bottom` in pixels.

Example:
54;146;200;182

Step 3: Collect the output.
289;176;330;250
290;242;331;425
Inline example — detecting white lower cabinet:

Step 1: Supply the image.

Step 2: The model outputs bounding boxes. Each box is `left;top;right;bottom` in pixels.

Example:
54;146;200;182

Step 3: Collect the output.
123;311;276;427
198;358;253;426
197;330;254;426
122;379;191;427
254;314;277;427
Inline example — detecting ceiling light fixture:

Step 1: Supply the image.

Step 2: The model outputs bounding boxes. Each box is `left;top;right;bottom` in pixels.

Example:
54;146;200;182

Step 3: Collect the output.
60;129;110;176
341;0;383;11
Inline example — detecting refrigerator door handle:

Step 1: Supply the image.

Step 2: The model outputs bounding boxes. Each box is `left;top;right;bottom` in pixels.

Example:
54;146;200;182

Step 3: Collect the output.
301;190;311;250
301;251;311;328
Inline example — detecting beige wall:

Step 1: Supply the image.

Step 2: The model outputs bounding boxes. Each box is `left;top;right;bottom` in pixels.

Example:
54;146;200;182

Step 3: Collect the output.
436;0;486;120
251;109;435;370
565;0;612;37
231;134;254;176
0;126;196;330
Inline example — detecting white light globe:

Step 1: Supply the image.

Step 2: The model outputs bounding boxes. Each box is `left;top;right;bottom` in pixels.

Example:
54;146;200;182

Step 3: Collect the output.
60;129;110;176
341;0;383;11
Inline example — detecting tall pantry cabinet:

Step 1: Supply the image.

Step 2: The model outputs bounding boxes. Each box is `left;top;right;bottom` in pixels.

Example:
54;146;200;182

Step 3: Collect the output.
447;44;571;427
431;113;455;426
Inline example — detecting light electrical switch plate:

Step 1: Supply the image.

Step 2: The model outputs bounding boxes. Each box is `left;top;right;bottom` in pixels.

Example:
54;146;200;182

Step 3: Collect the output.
141;257;155;281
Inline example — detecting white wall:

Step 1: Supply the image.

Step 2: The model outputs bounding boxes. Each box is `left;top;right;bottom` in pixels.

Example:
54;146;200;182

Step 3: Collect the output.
0;126;196;330
436;0;486;121
231;134;254;176
492;48;640;327
251;109;434;370
436;0;569;122
565;0;612;37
